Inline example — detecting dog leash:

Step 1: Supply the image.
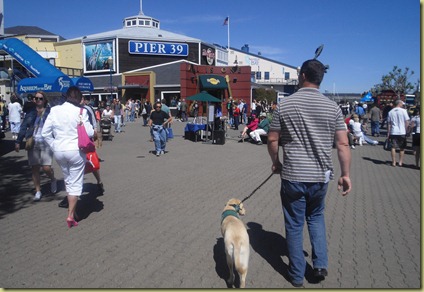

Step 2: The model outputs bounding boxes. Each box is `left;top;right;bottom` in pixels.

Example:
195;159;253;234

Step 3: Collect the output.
241;172;275;203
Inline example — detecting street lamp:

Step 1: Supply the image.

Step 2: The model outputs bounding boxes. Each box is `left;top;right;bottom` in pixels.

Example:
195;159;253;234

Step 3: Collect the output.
7;67;13;94
107;56;113;103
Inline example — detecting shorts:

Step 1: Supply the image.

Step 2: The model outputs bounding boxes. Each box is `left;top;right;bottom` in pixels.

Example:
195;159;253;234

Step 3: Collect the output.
390;135;407;150
28;144;53;166
412;133;420;147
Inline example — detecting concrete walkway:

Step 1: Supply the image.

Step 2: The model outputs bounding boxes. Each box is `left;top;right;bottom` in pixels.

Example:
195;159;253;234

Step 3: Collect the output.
0;118;420;288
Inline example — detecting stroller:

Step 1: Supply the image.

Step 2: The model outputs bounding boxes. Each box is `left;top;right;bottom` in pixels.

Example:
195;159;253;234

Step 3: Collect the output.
100;118;113;140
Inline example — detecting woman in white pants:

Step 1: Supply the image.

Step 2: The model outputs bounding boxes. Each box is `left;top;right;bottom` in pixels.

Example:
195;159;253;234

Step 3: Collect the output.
249;113;270;145
42;86;94;228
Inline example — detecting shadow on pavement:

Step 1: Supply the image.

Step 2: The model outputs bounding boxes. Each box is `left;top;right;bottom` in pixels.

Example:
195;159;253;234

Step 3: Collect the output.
75;183;104;221
0;154;34;219
0;139;18;157
75;183;104;222
247;222;290;281
247;221;328;285
362;156;391;165
213;237;233;288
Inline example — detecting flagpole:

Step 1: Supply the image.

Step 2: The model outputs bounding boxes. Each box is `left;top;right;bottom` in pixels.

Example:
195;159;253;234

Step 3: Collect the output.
227;16;230;52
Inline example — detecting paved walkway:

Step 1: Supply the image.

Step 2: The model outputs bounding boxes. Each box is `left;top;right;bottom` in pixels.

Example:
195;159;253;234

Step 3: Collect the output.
0;118;420;288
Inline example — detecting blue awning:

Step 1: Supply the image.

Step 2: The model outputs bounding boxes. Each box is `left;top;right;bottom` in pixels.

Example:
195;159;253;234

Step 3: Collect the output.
17;75;72;94
72;77;94;92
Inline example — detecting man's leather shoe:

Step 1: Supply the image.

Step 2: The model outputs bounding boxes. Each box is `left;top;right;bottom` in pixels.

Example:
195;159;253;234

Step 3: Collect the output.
58;197;68;208
313;268;328;279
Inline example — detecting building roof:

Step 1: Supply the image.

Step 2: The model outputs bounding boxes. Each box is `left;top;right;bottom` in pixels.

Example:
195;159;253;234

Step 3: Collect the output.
70;26;201;44
125;59;198;86
4;26;64;40
230;46;297;70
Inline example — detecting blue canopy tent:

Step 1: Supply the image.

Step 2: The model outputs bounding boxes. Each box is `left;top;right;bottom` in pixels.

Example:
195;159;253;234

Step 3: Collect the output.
72;77;94;92
360;92;374;103
17;75;72;94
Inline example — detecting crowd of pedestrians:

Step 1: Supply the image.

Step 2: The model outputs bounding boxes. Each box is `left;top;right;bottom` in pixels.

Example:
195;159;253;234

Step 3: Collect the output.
2;80;419;236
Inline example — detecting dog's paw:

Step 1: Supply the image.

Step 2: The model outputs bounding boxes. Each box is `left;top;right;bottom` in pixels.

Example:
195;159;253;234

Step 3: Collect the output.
227;274;235;286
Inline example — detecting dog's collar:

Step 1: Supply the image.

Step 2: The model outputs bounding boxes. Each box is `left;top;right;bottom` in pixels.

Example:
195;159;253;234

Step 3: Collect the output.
221;204;241;223
230;204;240;212
221;210;239;223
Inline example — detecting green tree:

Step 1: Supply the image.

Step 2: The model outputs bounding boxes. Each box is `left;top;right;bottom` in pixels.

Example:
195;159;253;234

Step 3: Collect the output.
253;88;276;104
371;66;415;99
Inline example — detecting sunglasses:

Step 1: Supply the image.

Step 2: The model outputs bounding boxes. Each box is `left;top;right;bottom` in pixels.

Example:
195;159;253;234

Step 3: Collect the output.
35;97;44;101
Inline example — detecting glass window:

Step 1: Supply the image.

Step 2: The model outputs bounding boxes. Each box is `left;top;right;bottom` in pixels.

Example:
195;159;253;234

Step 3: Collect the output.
256;71;261;80
126;21;131;26
145;21;150;26
264;72;270;80
139;20;144;25
132;20;136;25
285;72;290;80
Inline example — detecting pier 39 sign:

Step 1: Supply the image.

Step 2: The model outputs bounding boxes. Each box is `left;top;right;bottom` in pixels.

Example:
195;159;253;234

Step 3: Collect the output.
128;40;188;56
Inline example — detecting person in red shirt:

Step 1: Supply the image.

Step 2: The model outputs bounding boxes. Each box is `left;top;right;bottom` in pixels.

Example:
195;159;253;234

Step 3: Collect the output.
233;102;240;130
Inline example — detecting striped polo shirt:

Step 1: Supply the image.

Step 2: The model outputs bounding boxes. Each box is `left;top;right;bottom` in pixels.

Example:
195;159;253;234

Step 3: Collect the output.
270;87;346;182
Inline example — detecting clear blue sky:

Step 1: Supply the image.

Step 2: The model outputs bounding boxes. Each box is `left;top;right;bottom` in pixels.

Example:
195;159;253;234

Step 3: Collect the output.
4;0;421;93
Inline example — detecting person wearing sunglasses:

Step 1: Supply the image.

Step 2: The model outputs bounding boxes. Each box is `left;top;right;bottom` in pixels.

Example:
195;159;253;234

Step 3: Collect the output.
148;102;172;157
15;91;57;201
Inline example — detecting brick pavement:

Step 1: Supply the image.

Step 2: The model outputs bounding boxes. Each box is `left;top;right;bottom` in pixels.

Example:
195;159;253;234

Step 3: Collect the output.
0;118;420;288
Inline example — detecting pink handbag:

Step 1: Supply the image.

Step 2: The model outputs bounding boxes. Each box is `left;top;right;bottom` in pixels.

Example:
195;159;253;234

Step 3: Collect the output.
77;108;96;153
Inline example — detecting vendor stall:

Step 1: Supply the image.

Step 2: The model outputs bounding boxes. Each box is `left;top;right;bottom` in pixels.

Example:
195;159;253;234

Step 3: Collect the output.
186;91;222;143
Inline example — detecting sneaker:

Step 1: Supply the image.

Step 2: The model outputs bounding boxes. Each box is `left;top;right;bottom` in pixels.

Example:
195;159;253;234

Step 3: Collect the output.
257;141;263;145
351;145;355;149
50;178;57;193
160;150;164;155
156;151;160;157
33;191;42;201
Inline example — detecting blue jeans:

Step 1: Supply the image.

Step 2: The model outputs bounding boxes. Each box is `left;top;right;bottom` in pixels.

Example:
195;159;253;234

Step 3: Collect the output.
243;113;247;124
371;121;380;136
114;115;122;132
151;125;166;153
280;179;328;284
181;111;187;122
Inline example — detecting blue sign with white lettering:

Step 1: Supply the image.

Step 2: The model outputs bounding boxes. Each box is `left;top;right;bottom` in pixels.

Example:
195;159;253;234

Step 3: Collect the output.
128;41;189;56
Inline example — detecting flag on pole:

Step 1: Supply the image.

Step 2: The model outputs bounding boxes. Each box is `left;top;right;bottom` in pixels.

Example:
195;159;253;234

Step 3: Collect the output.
223;17;229;25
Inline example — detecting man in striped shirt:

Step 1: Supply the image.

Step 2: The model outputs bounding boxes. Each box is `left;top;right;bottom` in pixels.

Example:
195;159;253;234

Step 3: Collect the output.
267;59;352;287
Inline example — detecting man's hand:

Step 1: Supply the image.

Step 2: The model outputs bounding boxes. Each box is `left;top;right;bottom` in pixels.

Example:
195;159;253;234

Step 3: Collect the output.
14;143;20;152
337;176;351;196
271;162;282;174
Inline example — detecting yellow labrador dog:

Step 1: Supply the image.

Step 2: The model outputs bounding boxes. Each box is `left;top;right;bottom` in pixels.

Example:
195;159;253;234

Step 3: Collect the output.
221;198;250;288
